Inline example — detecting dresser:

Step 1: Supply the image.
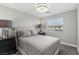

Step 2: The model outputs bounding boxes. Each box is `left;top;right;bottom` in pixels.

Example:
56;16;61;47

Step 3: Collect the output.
0;37;17;54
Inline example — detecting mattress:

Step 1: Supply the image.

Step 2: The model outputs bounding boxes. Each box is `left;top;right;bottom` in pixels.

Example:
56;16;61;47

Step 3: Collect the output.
18;35;60;55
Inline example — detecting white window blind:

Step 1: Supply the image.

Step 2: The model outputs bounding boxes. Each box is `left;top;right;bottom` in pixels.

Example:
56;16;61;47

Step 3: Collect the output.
47;17;63;31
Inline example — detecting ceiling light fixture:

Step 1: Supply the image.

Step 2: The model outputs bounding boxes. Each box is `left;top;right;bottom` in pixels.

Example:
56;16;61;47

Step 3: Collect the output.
36;3;49;13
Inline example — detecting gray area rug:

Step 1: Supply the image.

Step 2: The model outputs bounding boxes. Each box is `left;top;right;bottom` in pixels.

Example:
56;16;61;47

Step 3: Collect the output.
15;44;78;55
58;44;78;55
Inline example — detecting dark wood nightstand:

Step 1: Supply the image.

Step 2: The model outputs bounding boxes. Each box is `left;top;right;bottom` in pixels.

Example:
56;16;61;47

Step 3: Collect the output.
0;37;17;55
38;32;45;35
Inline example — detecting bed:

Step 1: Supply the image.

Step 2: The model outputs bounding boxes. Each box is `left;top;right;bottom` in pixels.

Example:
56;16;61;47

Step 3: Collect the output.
17;35;60;55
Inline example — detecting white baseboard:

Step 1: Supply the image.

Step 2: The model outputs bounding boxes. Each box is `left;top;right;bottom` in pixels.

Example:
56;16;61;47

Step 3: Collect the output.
60;42;77;48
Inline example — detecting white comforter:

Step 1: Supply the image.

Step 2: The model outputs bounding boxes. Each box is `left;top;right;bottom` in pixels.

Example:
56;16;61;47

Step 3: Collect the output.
19;35;60;55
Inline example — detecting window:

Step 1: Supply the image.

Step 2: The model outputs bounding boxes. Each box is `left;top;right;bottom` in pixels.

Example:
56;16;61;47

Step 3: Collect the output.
47;17;63;31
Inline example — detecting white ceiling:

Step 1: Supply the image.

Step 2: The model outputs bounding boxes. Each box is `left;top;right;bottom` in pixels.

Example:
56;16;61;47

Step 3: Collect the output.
0;3;78;18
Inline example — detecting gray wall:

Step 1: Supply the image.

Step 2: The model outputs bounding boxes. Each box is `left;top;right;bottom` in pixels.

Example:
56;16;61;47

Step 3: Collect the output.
13;13;40;31
0;5;22;20
0;5;40;30
41;10;77;45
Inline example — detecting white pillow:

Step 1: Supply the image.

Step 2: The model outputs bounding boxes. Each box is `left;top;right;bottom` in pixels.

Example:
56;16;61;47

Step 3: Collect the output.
31;30;38;35
23;30;31;37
